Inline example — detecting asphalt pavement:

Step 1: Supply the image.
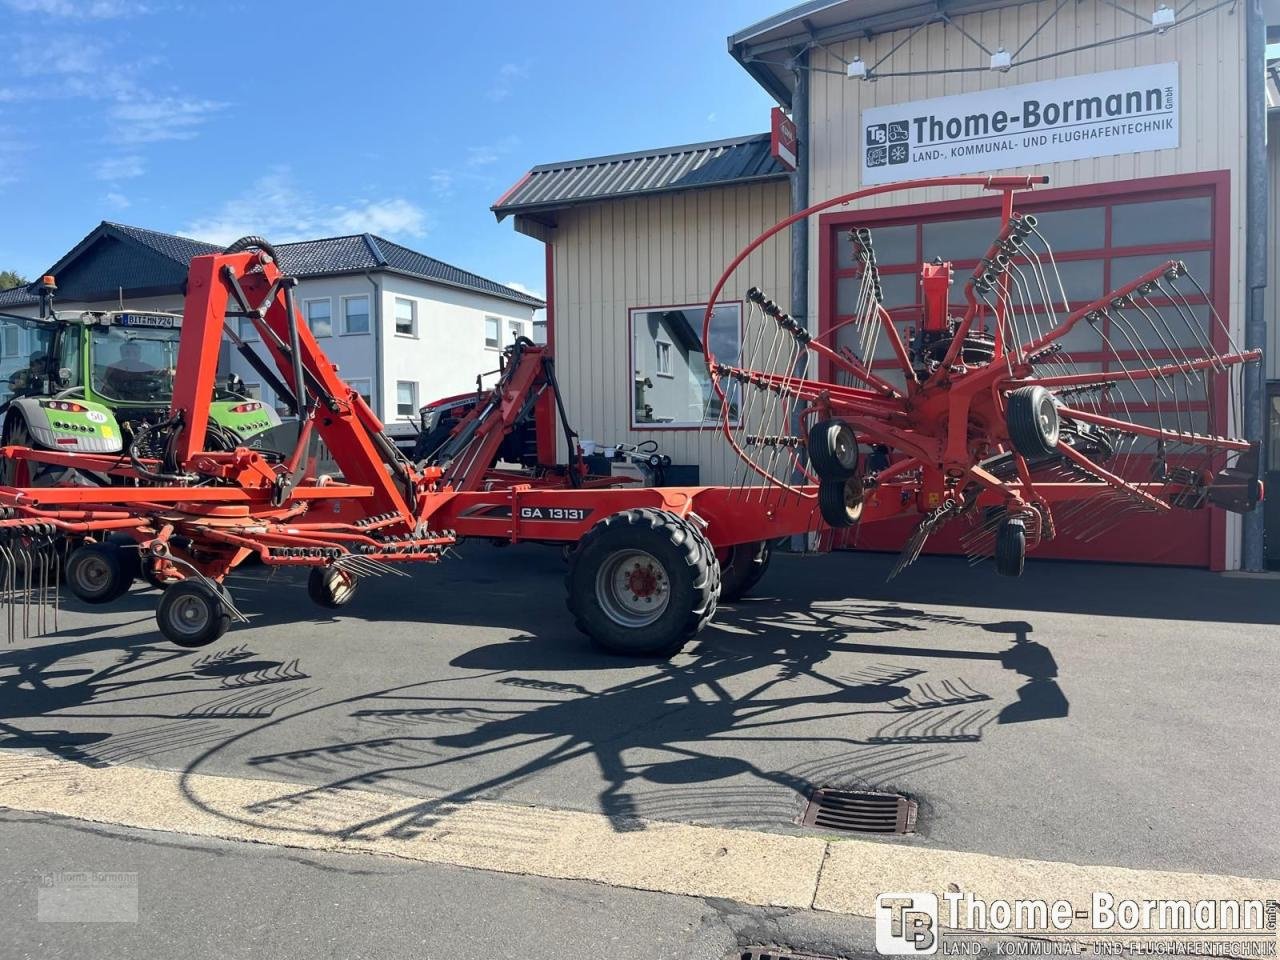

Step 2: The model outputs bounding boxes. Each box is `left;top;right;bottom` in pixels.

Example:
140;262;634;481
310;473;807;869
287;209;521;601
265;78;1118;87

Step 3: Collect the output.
1;545;1277;958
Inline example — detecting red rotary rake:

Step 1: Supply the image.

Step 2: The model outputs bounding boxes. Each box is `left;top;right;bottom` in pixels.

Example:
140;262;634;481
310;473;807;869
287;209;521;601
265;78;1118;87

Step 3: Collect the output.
704;175;1261;577
0;240;817;656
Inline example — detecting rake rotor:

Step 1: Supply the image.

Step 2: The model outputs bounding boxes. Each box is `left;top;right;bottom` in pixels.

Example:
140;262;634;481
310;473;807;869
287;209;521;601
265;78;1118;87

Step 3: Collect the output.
704;176;1261;577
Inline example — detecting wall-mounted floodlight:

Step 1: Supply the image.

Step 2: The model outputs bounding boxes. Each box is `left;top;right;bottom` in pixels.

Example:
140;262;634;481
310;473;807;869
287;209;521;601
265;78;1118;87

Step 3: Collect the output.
1151;4;1175;31
847;56;868;79
990;47;1012;71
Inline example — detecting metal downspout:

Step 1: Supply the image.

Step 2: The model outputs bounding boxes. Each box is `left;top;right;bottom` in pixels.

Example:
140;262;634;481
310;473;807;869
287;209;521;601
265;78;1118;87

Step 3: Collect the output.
789;47;811;552
1242;0;1268;570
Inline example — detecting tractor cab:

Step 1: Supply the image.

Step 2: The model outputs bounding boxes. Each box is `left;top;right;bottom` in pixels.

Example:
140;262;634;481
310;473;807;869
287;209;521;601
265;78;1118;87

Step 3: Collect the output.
0;299;280;484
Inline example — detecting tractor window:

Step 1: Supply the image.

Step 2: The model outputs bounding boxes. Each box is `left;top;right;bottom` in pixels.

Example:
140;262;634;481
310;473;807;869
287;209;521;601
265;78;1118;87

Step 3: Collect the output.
0;318;55;402
91;325;180;403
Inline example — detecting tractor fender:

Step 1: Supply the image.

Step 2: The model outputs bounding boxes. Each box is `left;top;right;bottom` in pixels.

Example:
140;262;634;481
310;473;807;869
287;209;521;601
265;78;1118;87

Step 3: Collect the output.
209;399;282;443
8;396;124;454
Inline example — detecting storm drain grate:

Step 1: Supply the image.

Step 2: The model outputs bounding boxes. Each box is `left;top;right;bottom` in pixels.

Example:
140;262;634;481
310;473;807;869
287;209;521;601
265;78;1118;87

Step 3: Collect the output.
739;949;846;960
799;787;917;835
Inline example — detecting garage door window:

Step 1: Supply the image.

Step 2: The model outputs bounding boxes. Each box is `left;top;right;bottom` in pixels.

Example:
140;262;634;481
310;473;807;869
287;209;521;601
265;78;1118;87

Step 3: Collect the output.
630;303;741;428
825;187;1219;435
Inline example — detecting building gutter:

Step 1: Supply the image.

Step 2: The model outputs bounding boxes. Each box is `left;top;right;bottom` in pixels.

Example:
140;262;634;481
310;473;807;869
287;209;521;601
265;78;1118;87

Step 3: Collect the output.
365;271;384;421
1242;0;1268;570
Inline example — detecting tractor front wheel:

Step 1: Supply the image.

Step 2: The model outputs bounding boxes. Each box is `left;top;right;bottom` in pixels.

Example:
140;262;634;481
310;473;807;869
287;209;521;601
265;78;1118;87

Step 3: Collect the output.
566;508;719;658
65;542;133;605
308;566;359;609
0;415;33;486
156;580;231;648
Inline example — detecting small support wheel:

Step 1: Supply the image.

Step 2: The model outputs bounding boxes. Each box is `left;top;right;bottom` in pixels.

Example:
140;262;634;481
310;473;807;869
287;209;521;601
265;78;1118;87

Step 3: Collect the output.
307;566;359;609
819;477;864;528
1006;385;1060;457
719;540;773;602
156;580;231;648
65;542;133;604
995;518;1026;578
566;508;719;658
807;419;859;481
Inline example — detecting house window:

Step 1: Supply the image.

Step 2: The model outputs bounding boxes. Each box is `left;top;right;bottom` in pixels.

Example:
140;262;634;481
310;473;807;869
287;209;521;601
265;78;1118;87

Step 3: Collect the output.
306;299;332;337
508;319;524;344
1;325;20;358
629;303;741;428
484;316;500;349
395;381;417;417
394;298;417;337
655;339;673;377
342;296;370;335
238;317;258;342
347;378;373;405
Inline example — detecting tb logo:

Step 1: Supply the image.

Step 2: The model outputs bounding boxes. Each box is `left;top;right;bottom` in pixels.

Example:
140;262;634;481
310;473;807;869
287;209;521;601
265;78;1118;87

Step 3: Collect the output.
876;892;938;955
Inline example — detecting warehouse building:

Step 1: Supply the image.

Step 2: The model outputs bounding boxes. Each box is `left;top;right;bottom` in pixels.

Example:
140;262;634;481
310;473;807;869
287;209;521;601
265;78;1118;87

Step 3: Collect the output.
495;0;1279;571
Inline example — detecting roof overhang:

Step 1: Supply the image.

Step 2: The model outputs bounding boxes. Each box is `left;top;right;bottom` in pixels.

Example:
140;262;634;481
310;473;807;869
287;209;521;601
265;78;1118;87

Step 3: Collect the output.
728;0;1029;106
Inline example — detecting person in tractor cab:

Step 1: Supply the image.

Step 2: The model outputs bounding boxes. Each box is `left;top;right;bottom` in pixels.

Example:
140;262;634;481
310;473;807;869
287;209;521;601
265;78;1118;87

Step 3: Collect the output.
102;339;159;399
7;350;49;396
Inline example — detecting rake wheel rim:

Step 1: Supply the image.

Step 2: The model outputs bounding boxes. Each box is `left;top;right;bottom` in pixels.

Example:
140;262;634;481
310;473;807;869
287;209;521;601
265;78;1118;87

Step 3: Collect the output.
596;549;670;628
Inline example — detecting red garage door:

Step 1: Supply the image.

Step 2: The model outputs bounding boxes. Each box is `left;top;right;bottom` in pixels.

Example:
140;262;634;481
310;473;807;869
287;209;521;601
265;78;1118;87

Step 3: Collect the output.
818;173;1229;569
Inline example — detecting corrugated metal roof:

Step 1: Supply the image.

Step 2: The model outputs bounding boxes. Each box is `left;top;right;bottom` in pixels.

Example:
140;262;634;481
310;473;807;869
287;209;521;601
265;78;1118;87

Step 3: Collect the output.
10;223;543;309
492;133;789;221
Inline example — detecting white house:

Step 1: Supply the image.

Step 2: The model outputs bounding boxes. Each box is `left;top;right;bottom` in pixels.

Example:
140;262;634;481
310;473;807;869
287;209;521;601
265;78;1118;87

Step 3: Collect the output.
0;222;543;444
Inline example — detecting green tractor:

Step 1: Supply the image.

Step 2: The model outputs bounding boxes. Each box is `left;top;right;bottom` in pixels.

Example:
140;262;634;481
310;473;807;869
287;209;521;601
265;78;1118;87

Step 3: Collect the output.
0;286;280;486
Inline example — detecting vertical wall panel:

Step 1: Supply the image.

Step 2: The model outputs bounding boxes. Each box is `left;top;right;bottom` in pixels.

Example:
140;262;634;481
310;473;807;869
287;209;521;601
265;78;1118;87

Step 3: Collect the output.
549;180;790;484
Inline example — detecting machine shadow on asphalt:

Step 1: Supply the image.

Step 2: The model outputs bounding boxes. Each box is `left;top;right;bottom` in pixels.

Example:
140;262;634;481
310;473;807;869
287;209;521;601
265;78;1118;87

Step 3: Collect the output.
2;545;1276;855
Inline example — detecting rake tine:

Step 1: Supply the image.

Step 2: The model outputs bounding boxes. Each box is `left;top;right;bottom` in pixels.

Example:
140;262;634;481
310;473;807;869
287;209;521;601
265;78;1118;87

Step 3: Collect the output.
21;547;30;640
52;541;59;633
1;545;11;643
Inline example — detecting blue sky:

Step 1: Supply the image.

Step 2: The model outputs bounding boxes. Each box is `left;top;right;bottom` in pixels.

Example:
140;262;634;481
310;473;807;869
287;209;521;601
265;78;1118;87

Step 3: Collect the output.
0;0;786;302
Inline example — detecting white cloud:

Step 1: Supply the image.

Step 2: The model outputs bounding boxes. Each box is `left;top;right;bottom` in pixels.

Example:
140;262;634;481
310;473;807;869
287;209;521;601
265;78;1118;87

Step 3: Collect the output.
94;154;144;180
487;62;528;102
108;95;225;144
103;190;130;209
503;280;544;301
466;135;520;168
2;0;146;17
428;171;454;198
182;170;429;247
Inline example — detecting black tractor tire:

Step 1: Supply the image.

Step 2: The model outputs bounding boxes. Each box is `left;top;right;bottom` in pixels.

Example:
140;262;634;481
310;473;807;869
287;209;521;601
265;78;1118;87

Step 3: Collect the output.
807;419;860;481
995;518;1027;578
566;508;719;658
0;415;33;486
156;580;231;648
719;540;773;602
819;477;865;529
1006;385;1060;458
307;566;359;609
65;542;133;605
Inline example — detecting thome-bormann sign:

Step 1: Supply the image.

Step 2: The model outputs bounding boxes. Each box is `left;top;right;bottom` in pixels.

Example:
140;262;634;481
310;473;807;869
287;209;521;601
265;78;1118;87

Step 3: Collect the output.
860;62;1179;185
